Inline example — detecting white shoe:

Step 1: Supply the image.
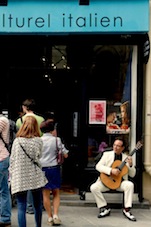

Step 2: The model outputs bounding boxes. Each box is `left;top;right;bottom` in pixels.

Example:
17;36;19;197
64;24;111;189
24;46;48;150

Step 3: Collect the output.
47;217;53;226
98;208;111;218
123;209;136;221
53;215;61;225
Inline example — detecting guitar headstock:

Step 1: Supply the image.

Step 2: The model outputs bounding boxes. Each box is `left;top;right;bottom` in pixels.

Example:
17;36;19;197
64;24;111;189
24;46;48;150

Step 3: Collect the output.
136;140;143;150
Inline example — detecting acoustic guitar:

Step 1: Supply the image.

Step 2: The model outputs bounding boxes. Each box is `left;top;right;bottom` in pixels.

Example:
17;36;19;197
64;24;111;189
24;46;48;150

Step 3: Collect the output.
100;141;143;190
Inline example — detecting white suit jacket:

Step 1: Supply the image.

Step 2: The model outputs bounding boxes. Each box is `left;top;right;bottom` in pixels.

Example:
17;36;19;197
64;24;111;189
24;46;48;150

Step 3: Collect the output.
96;150;136;180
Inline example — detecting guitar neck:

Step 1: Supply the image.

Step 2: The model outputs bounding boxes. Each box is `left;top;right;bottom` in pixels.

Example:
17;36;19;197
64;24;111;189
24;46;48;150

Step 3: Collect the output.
130;148;138;156
118;148;137;170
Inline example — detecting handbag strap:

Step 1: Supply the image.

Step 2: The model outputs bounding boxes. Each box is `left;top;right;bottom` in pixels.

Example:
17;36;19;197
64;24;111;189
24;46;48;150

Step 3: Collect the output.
0;133;8;149
19;142;40;168
56;137;59;152
20;116;23;123
56;137;62;152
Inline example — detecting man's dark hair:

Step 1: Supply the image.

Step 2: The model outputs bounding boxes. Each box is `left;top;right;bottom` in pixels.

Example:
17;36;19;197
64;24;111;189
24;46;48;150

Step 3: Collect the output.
115;136;127;148
22;99;36;111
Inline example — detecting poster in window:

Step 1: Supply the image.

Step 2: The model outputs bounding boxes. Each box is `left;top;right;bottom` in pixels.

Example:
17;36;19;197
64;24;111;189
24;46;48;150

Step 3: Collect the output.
106;100;130;134
89;100;106;124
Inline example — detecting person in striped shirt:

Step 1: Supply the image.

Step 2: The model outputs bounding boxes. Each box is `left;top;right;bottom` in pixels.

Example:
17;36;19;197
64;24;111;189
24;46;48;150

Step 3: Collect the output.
0;102;11;227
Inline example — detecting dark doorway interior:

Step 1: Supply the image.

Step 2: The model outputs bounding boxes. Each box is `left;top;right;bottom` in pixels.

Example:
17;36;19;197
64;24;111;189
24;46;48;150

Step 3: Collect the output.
0;35;132;193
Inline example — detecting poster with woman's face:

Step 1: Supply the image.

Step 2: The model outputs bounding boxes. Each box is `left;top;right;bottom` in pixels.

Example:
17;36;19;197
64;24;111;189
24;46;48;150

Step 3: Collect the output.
89;100;106;124
106;101;130;134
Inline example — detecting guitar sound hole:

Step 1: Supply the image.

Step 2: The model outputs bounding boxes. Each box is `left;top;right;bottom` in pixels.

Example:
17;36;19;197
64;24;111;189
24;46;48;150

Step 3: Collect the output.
109;176;116;182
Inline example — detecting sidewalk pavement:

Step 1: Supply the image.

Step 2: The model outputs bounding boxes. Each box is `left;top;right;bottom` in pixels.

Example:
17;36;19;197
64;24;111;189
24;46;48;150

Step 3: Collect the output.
11;205;151;227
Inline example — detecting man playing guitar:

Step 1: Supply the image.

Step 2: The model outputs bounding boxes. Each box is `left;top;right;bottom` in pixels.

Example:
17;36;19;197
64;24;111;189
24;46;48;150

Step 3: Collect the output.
90;136;140;222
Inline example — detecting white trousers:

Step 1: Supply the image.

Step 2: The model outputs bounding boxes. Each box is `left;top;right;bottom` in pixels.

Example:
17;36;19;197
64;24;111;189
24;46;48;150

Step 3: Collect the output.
90;177;134;209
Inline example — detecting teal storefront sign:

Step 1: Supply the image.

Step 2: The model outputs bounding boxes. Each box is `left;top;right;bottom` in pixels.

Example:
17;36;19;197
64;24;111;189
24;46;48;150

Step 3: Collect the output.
0;0;149;34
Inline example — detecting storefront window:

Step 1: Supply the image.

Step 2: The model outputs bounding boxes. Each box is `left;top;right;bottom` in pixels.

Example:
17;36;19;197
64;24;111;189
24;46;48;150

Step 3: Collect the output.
87;45;135;165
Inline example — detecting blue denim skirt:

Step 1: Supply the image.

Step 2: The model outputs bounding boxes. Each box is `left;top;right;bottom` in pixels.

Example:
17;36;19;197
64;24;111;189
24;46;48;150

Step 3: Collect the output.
42;165;61;189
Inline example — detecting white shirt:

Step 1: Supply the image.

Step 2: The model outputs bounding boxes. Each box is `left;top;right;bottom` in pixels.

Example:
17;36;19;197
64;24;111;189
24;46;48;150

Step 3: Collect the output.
40;133;69;167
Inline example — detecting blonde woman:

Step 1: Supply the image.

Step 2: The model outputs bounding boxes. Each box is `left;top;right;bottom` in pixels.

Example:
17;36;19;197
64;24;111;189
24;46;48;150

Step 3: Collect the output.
9;116;48;227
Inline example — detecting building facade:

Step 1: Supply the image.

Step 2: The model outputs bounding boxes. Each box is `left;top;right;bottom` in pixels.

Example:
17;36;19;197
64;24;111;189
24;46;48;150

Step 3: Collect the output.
0;0;150;203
